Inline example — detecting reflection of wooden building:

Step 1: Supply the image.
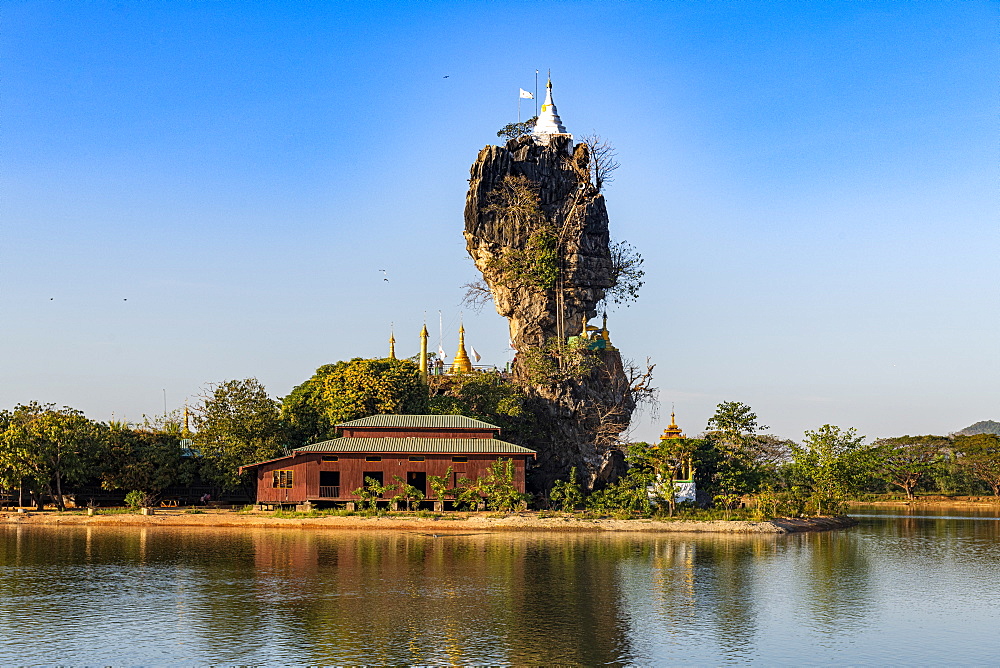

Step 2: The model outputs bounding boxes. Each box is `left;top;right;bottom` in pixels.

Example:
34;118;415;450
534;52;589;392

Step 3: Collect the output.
240;415;535;507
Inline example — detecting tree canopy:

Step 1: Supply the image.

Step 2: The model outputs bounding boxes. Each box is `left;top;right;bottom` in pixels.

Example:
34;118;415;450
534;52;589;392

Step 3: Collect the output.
790;425;875;514
954;433;1000;496
281;358;428;447
193;378;285;493
0;402;102;510
872;435;948;500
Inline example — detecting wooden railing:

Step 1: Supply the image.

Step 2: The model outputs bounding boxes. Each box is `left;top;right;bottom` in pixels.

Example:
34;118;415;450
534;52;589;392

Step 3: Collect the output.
318;486;340;498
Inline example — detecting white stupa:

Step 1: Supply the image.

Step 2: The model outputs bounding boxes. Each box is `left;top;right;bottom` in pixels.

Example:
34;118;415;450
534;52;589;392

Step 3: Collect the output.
531;75;573;146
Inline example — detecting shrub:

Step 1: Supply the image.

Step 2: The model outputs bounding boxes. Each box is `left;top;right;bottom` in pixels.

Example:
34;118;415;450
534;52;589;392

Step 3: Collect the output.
124;490;153;509
550;467;584;512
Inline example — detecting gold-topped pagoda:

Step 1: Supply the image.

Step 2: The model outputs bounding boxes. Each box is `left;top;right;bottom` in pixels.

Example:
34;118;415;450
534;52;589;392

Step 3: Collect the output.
661;410;685;440
448;324;474;374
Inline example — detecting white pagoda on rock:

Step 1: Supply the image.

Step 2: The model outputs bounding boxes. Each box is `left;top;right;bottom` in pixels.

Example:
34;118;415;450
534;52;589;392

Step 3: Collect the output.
531;75;573;146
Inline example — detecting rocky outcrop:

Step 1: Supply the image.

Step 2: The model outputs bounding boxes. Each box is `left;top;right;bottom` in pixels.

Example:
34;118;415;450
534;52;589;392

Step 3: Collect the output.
464;135;613;349
464;135;635;492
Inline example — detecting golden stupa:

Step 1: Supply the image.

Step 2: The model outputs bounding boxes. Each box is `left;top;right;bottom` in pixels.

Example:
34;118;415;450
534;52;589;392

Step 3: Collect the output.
448;324;474;374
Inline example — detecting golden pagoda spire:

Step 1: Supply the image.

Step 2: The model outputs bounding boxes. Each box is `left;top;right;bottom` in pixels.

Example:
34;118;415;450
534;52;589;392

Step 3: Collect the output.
388;325;396;360
449;323;474;374
661;405;684;440
601;312;617;351
419;322;429;379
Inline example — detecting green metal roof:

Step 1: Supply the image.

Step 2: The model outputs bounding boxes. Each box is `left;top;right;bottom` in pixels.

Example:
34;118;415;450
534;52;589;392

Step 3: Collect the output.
294;437;534;455
336;414;501;430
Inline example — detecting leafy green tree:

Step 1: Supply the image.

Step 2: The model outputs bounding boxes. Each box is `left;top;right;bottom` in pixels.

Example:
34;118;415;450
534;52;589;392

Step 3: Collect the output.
478;458;528;512
703;401;771;500
98;422;197;501
427;467;453;502
428;371;529;438
390;474;425;511
954;433;1000;496
193;378;285;495
872;435;948;500
352;475;388;511
549;466;583;512
452;475;483;510
497;116;537;140
282;358;429;447
601;240;645;309
0;402;102;510
790;425;875;515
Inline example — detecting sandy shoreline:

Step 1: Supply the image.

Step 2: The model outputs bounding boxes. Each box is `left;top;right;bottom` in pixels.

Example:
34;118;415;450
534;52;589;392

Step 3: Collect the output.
848;498;1000;509
0;510;856;534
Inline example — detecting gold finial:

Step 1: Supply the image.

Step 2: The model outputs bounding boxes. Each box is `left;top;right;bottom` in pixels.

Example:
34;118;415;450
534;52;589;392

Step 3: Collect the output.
449;322;474;374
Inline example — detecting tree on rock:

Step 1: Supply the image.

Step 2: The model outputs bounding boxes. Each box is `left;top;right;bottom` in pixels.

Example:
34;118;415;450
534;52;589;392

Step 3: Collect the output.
193;378;285;495
281;358;428;447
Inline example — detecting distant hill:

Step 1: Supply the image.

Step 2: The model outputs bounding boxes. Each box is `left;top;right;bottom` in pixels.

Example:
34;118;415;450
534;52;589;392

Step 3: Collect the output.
955;420;1000;436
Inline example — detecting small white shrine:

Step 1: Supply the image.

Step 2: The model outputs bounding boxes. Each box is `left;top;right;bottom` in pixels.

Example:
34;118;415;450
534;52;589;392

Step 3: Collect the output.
532;76;573;146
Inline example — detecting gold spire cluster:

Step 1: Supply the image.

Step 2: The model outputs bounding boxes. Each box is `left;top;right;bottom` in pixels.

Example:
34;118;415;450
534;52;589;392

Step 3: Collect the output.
386;321;477;377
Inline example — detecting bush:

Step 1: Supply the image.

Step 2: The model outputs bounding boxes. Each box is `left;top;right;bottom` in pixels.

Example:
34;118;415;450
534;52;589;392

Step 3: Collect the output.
124;490;153;509
550;467;584;512
585;470;653;516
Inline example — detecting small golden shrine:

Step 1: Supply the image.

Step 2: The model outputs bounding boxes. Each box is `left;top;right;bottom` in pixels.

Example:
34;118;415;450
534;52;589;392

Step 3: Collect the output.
661;410;685;440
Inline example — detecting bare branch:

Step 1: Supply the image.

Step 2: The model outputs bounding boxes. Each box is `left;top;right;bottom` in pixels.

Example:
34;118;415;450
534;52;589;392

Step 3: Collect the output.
461;278;494;312
579;133;620;192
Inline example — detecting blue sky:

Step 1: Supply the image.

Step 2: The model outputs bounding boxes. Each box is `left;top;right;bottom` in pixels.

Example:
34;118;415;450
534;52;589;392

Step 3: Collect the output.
2;0;996;442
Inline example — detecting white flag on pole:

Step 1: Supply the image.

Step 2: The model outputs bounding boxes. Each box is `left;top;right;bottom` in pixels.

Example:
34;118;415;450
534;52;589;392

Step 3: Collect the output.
519;88;534;99
438;344;446;360
471;346;481;363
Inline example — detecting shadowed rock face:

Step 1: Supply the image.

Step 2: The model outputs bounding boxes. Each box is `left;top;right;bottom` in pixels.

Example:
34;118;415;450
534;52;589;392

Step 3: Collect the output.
463;135;634;490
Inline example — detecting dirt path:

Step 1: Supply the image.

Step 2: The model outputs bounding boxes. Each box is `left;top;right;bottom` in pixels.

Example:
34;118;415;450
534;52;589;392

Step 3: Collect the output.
0;510;857;534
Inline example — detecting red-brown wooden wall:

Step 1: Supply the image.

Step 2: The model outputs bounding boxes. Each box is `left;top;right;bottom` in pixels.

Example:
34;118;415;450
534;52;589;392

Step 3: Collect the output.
252;452;528;504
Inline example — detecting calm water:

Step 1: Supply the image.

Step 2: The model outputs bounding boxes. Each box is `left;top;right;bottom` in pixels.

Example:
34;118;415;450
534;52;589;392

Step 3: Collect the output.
1;508;999;665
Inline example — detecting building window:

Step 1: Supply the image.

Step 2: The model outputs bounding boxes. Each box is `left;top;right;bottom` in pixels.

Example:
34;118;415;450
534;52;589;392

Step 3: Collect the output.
365;456;382;462
272;470;293;488
452;456;468;463
321;456;339;462
408;456;425;462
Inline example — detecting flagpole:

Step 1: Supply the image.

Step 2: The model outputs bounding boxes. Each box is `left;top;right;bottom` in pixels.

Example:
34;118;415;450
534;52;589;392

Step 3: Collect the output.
518;94;521;123
534;69;539;117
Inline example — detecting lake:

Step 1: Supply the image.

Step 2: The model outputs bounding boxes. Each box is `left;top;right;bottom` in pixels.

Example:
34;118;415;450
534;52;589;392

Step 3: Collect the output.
1;507;999;664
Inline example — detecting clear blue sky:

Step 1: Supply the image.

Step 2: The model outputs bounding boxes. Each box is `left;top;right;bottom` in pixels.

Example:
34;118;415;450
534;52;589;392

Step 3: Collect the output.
2;1;996;443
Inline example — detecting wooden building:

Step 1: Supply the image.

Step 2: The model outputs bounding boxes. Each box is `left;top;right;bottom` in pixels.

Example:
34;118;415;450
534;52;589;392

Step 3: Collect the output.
240;415;535;508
